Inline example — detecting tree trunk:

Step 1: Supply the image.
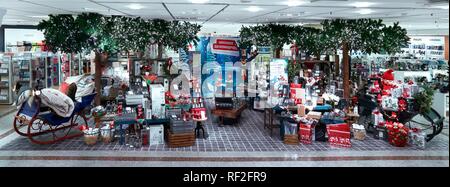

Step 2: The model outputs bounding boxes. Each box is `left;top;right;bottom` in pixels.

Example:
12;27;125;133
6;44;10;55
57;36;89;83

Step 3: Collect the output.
325;55;330;61
275;48;281;58
342;42;350;99
157;42;163;59
94;52;102;106
315;53;321;61
334;51;339;79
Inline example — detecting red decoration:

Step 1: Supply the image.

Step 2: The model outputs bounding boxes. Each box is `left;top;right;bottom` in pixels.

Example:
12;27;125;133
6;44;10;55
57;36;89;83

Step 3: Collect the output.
299;123;313;144
386;121;409;147
398;98;408;112
382;69;395;80
78;124;88;131
326;123;351;148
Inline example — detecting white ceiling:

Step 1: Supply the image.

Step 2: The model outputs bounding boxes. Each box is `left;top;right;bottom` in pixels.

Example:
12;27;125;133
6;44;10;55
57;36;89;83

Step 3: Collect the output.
0;0;448;35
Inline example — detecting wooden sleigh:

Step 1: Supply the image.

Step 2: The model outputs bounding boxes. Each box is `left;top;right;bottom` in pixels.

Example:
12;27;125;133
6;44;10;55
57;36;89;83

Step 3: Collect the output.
13;93;96;144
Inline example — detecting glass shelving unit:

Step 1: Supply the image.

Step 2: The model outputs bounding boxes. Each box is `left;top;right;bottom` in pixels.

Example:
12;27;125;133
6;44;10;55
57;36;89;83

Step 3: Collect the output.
0;54;13;104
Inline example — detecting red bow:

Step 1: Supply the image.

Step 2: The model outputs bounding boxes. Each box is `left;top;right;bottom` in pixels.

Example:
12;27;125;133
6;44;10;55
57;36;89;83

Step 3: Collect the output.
398;99;407;112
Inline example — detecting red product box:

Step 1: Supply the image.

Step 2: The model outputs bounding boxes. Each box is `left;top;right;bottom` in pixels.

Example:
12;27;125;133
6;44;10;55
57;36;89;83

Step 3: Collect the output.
191;108;206;120
326;123;351;148
299;123;312;144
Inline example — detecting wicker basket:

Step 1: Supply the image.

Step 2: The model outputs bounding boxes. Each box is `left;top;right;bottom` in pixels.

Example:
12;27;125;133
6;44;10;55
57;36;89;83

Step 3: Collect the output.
84;134;98;145
353;128;366;140
167;130;195;147
284;134;299;145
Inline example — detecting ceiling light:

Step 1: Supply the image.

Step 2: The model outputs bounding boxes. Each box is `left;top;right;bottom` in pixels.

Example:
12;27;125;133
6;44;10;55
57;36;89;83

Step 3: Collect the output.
351;2;376;8
31;15;49;19
191;0;209;4
126;3;144;10
357;8;374;15
285;0;309;7
246;6;263;12
434;5;449;10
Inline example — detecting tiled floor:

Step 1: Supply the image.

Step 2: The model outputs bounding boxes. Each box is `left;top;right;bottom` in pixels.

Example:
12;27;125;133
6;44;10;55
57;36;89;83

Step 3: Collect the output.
1;109;448;152
0;105;16;118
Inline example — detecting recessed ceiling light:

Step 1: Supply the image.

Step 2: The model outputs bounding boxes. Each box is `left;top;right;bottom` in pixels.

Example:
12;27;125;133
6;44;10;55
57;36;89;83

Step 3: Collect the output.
434;5;449;10
191;0;209;4
246;6;263;12
351;2;376;8
284;0;309;7
126;3;144;10
31;15;49;19
357;8;374;15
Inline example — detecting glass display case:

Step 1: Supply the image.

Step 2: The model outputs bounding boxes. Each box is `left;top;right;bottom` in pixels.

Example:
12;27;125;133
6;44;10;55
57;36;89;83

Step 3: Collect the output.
12;52;32;91
0;54;13;104
60;53;70;82
31;52;46;89
71;53;82;76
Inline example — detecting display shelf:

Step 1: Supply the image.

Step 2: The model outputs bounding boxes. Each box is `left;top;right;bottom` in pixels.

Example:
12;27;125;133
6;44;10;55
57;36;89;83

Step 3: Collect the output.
0;54;13;104
11;53;32;91
31;52;46;89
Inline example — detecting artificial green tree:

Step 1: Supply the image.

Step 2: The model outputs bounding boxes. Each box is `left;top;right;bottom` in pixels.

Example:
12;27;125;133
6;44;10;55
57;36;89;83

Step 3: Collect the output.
38;13;202;105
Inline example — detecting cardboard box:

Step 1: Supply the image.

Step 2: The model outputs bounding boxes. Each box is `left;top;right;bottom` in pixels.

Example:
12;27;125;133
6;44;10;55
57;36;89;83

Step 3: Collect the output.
307;111;322;120
298;104;306;117
317;97;324;105
149;124;164;145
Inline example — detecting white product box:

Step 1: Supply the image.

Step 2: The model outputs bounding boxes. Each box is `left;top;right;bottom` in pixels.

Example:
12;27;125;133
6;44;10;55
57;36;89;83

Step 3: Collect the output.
150;84;165;118
149;125;164;145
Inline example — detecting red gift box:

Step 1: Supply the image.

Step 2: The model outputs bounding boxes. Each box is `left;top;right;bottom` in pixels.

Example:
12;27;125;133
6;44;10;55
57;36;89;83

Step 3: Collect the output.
290;83;303;104
299;123;312;144
191;108;206;120
326;123;351;148
386;121;409;147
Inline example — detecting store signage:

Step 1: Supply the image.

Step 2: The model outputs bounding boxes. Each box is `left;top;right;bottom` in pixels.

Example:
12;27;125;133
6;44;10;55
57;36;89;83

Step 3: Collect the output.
199;36;242;98
258;46;271;54
210;37;240;57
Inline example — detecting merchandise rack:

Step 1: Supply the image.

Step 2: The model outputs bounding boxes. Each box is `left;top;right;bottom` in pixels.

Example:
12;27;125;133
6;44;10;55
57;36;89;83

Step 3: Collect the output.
31;52;46;90
0;54;13;104
12;52;33;91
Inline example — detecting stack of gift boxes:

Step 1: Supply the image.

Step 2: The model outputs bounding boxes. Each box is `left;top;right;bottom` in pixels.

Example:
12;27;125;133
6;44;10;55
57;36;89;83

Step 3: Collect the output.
369;69;425;148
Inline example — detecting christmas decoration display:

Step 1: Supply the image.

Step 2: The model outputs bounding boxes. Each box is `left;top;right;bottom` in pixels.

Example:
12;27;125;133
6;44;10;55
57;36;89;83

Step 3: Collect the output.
326;123;352;148
413;85;435;115
408;128;426;149
386;121;409;147
38;13;202;105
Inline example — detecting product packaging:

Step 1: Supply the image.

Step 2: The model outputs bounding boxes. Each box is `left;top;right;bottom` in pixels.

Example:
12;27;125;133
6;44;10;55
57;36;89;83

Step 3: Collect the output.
326;123;351;148
352;123;366;140
299;123;312;144
386;121;409;147
408;128;426;149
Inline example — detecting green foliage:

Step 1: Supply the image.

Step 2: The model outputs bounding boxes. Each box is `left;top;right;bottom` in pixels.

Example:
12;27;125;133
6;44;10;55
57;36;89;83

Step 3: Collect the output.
287;61;301;82
37;14;84;53
166;21;202;51
268;23;294;50
321;19;410;55
413;85;435;115
37;14;202;54
238;25;254;49
381;22;410;54
252;24;272;47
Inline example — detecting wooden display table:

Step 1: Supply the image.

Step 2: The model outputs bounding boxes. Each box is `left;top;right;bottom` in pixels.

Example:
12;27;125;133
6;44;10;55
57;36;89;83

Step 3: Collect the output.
166;130;195;147
211;103;247;126
345;112;360;126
